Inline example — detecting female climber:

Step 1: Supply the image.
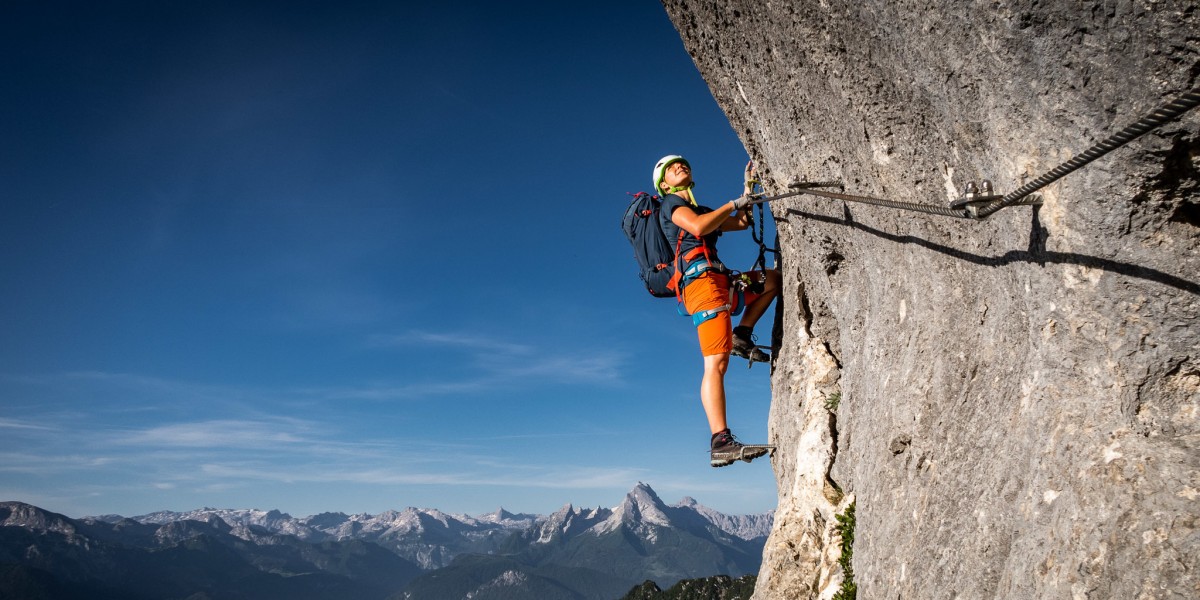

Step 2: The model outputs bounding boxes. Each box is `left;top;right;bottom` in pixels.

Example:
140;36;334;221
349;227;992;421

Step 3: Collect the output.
652;155;781;467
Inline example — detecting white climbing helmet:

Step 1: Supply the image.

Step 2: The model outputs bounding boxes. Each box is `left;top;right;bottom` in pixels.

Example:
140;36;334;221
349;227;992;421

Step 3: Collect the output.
652;155;691;195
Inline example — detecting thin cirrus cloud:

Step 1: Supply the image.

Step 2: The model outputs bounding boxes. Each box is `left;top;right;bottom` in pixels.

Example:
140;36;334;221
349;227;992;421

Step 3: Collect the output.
193;461;653;492
368;331;532;355
6;329;623;412
0;452;114;474
107;418;465;463
98;424;658;493
115;419;313;449
197;462;479;486
368;330;625;385
315;355;623;403
0;418;56;431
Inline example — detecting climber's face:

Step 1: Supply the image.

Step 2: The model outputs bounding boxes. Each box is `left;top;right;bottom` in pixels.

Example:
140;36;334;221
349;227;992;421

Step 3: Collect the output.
660;160;692;192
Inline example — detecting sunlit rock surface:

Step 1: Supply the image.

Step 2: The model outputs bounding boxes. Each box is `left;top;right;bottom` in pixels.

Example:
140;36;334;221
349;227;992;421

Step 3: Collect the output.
663;0;1198;598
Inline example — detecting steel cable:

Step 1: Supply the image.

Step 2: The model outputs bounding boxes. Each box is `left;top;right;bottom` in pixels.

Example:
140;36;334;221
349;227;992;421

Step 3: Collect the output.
975;87;1200;218
750;87;1200;221
750;187;976;218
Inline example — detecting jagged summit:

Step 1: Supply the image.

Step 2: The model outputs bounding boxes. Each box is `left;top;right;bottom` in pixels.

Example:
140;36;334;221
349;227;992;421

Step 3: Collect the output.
607;481;673;529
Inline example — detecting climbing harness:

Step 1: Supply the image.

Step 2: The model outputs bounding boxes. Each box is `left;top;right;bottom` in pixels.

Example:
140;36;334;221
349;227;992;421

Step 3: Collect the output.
682;302;737;326
679;252;727;286
668;232;719;297
667;208;732;326
745;87;1200;220
673;244;746;326
675;277;749;327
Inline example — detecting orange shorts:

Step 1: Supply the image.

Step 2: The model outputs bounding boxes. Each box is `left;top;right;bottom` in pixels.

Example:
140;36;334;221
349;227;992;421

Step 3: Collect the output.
682;271;766;357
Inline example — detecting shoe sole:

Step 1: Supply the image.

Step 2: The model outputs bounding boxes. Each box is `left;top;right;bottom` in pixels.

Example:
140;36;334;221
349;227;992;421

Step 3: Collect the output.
711;447;772;467
731;348;770;363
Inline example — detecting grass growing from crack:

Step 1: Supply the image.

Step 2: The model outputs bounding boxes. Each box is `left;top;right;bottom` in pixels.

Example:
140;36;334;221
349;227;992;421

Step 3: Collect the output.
831;501;856;600
824;391;842;411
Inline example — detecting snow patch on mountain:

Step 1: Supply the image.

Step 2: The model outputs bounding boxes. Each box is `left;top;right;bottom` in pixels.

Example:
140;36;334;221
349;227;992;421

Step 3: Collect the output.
87;483;771;569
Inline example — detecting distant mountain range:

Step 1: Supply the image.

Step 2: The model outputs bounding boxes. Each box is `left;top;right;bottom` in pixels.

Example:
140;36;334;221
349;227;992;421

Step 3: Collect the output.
0;483;772;600
119;504;542;571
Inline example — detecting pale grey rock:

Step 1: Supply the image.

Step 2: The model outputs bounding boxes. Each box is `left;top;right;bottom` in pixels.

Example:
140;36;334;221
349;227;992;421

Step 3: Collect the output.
662;1;1198;598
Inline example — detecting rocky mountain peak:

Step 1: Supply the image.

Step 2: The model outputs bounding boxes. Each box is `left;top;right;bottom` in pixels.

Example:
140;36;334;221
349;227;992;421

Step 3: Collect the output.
534;503;600;543
301;511;351;529
0;501;77;536
612;482;672;527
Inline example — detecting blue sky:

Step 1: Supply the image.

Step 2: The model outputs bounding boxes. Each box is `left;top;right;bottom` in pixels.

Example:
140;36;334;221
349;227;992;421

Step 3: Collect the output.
1;1;778;519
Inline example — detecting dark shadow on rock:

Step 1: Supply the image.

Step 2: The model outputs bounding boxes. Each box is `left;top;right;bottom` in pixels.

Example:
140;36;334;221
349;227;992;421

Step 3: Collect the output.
1028;204;1048;264
783;207;1199;295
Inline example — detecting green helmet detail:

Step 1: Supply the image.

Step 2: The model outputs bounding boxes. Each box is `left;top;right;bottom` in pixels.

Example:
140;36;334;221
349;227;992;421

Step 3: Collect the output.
652;155;691;196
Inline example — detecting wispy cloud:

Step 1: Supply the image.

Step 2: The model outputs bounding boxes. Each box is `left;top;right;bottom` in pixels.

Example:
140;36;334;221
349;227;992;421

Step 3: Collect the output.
0;452;115;474
316;380;496;401
478;353;622;382
77;419;651;493
0;418;56;431
0;350;656;516
368;331;531;354
102;417;483;466
116;419;313;449
189;461;651;492
197;462;479;486
366;329;625;389
6;329;624;416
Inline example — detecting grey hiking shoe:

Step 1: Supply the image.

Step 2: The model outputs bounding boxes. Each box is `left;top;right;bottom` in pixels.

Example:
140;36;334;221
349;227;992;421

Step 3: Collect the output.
732;330;769;363
710;430;770;468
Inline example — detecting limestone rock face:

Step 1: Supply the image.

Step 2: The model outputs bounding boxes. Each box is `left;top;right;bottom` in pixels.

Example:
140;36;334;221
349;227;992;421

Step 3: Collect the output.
662;1;1198;598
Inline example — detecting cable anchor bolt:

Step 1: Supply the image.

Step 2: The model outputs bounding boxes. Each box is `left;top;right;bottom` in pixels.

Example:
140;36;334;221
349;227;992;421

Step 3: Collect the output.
950;180;1001;218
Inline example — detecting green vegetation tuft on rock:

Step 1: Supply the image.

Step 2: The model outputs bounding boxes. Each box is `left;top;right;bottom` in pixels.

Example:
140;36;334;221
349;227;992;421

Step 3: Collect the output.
832;502;856;600
823;391;841;411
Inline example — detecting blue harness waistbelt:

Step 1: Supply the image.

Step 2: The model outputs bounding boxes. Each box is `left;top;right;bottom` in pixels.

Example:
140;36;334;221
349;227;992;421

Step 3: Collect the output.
676;261;746;327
